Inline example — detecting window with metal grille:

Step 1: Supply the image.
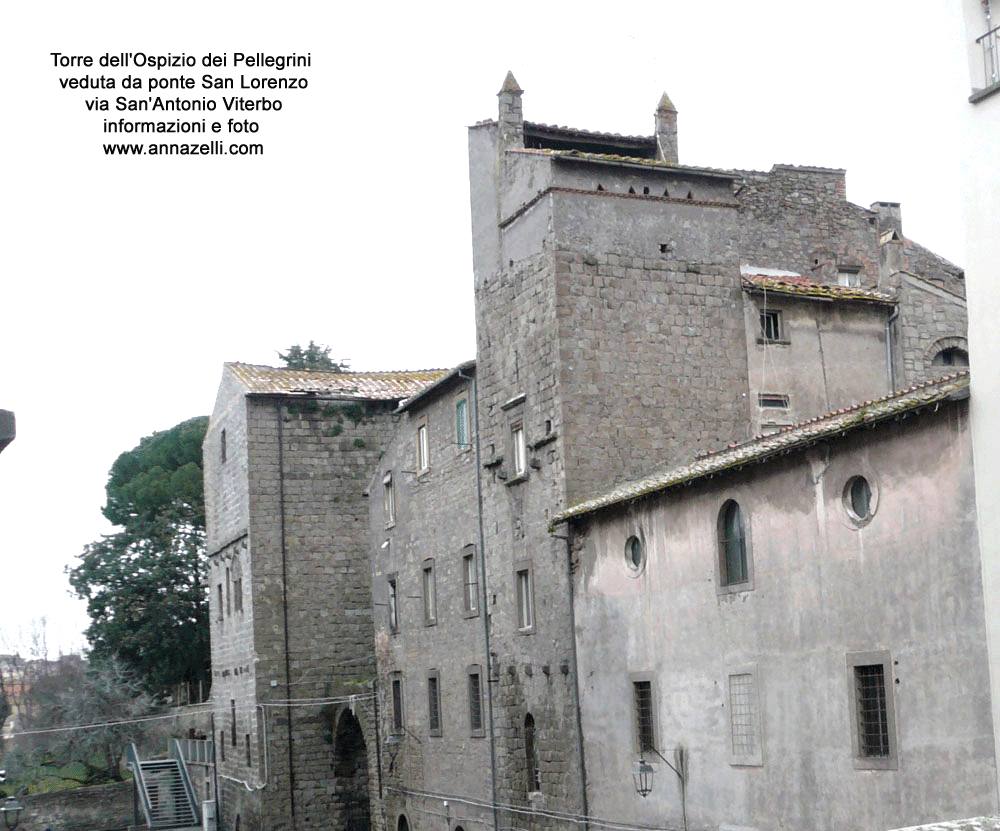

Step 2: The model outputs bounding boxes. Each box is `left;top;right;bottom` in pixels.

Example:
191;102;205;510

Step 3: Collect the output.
728;671;762;765
427;672;441;736
855;665;890;757
633;680;655;753
468;668;484;736
456;397;470;449
463;549;479;615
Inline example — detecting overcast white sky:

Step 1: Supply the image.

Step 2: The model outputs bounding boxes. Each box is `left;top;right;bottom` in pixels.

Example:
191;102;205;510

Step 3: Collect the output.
0;1;970;654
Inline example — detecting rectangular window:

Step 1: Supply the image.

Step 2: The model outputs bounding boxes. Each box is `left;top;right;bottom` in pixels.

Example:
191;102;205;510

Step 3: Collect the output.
388;576;398;633
383;472;395;525
230;699;237;747
391;673;404;733
511;421;526;477
417;422;429;472
233;574;243;613
422;559;437;626
847;651;897;769
245;733;251;767
516;562;534;632
633;680;656;753
225;567;232;616
467;666;484;736
217;584;224;621
219;730;226;762
220;428;227;463
463;547;479;616
759;310;782;341
427;671;442;736
838;268;861;287
728;666;763;766
758;393;789;408
456;397;470;449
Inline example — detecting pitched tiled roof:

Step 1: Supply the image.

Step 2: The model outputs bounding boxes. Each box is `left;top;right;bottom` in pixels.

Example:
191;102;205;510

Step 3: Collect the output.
524;120;655;145
226;363;448;400
741;272;895;305
551;372;969;527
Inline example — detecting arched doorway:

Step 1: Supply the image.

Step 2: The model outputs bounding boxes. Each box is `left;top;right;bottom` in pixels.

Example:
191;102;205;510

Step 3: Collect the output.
397;814;410;831
334;709;372;831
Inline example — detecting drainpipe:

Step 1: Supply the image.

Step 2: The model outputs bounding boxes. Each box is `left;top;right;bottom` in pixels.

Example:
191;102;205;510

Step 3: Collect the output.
885;305;900;393
277;404;297;829
461;368;499;831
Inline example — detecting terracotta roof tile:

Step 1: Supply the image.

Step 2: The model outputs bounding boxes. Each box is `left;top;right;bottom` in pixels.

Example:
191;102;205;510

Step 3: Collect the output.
509;147;736;178
552;372;969;527
741;273;895;304
226;363;448;400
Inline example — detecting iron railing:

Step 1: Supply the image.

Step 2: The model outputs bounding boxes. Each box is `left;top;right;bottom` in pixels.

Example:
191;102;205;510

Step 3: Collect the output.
976;24;1000;92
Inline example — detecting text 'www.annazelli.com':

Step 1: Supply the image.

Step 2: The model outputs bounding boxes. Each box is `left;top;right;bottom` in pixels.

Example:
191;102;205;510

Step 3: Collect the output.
103;141;263;155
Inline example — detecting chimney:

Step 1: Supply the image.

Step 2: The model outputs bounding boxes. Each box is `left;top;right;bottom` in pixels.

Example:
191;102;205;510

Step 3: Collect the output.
870;201;903;239
497;71;524;149
655;92;678;164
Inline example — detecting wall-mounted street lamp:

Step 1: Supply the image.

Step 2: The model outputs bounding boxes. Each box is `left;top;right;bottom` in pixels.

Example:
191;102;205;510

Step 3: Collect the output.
633;747;687;831
1;796;24;830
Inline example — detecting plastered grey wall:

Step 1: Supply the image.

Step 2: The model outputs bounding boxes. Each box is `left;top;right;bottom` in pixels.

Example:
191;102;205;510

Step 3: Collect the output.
570;400;996;831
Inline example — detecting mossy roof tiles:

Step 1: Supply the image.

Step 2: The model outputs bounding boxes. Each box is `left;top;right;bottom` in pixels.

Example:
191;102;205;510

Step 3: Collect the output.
741;273;895;304
226;363;448;400
551;372;969;527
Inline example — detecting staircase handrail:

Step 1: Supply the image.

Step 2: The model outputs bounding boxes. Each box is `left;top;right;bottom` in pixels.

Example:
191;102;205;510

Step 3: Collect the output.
125;743;156;828
168;740;202;825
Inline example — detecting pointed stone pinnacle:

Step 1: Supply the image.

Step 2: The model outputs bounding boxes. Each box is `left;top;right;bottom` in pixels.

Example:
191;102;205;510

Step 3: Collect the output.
656;92;676;112
499;71;523;96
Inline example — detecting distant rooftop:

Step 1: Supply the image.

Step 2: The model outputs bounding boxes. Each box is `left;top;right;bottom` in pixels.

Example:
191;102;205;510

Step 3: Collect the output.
552;372;969;527
226;363;448;400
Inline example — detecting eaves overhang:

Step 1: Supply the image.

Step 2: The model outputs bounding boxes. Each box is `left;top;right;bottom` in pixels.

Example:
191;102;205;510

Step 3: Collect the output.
550;372;969;529
396;360;476;414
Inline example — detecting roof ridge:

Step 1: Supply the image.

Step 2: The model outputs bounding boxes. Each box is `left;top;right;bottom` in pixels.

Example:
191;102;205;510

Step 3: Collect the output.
225;362;449;376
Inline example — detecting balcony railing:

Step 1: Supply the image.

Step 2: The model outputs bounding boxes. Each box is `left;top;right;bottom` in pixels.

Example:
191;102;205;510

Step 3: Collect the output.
973;24;1000;100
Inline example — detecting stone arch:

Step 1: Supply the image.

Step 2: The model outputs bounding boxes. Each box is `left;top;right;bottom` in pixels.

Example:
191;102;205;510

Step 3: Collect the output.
397;813;411;831
925;336;969;370
333;708;372;831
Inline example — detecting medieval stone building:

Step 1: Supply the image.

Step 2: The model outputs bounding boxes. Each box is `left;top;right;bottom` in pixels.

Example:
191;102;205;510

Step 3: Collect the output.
203;75;976;831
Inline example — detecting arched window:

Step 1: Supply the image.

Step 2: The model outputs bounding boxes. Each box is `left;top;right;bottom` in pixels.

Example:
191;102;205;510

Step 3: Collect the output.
397;815;410;831
931;347;969;368
525;713;540;792
718;500;749;587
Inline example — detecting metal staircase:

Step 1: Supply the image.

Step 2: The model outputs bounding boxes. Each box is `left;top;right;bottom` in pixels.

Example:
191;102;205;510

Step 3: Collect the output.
126;744;201;830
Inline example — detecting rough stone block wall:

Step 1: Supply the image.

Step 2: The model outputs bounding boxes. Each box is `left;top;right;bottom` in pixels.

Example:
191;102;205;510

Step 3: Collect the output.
896;275;969;386
26;781;133;831
737;166;880;284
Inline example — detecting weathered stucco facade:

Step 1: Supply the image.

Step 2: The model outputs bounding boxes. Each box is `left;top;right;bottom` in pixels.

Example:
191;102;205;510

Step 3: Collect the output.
557;374;996;831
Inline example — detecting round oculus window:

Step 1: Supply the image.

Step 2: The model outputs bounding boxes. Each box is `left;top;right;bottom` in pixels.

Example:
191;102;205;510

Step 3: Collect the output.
625;535;645;572
844;475;874;523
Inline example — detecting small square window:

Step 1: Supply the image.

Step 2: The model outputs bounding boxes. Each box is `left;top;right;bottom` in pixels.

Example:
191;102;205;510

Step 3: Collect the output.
838;268;861;287
391;672;405;733
416;421;430;473
422;560;437;626
383;472;395;526
427;671;442;737
463;547;479;617
467;666;485;736
456;396;471;449
515;562;534;633
847;651;897;769
760;310;782;341
387;575;399;633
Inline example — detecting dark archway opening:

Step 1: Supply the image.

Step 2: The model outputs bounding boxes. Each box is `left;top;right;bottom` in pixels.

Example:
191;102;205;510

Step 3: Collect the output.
334;709;372;831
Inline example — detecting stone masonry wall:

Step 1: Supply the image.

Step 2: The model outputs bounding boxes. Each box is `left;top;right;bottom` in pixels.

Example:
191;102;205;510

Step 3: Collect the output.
370;374;494;831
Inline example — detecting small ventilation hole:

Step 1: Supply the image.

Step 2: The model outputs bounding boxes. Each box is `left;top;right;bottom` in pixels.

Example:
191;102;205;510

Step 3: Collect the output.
643;186;650;195
686;190;693;200
596;184;604;191
628;186;636;194
663;188;670;197
659;244;668;253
